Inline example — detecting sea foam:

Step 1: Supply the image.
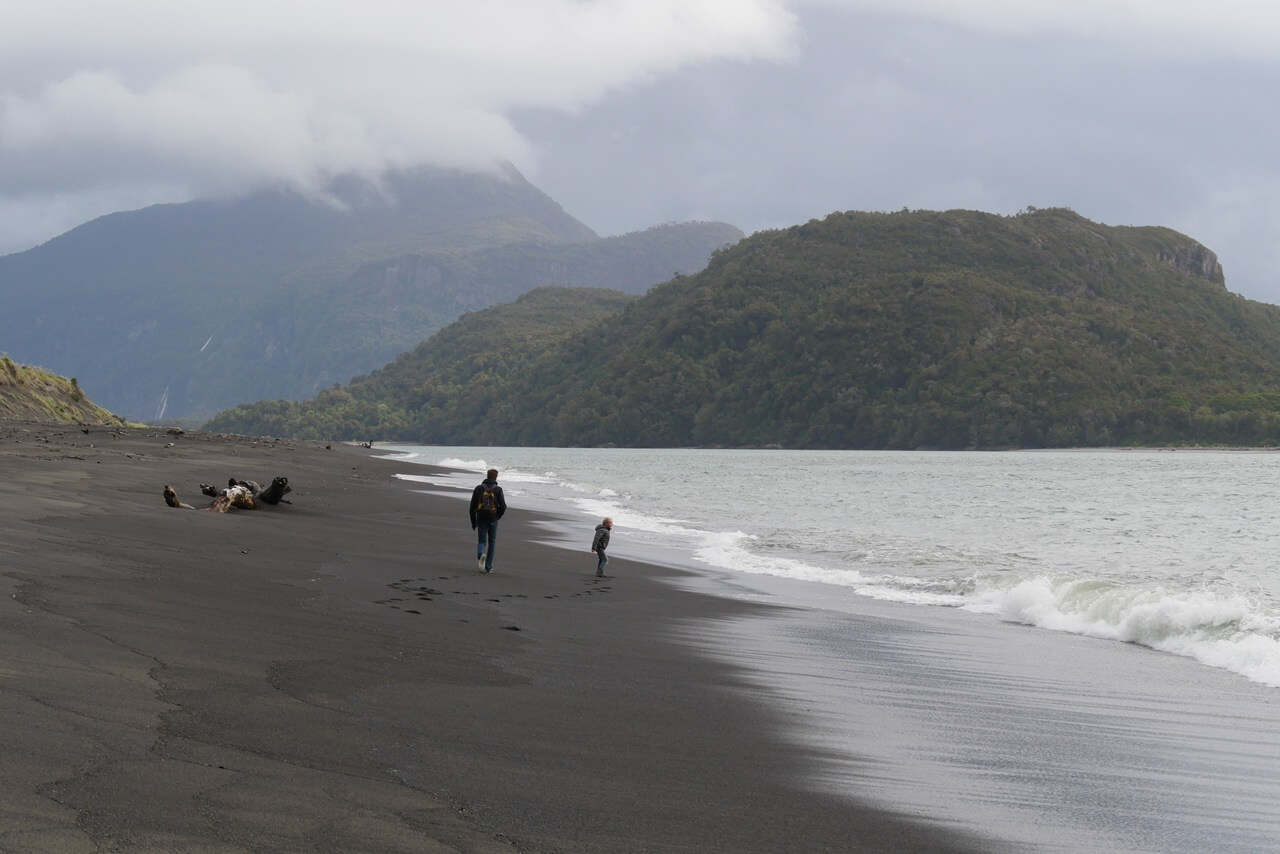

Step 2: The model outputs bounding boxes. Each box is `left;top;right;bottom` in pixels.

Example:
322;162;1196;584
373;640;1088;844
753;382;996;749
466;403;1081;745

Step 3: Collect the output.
964;575;1280;687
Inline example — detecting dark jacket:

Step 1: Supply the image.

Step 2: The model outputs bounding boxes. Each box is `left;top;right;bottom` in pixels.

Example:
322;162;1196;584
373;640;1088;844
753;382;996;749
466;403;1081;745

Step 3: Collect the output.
592;523;611;553
469;479;506;528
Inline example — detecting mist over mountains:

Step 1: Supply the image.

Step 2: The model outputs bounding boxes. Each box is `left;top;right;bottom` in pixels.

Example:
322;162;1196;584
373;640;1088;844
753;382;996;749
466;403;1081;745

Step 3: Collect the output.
0;166;741;422
10;160;1280;449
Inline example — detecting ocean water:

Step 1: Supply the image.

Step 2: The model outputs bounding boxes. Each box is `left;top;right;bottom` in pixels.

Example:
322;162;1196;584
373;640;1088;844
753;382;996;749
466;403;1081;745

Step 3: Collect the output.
383;446;1280;690
381;445;1280;852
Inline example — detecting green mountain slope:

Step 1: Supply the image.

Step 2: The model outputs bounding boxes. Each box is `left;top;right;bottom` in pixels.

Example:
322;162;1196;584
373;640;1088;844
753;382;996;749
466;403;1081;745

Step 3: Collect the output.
0;166;741;422
206;207;1280;449
232;220;743;404
205;287;637;440
0;357;125;425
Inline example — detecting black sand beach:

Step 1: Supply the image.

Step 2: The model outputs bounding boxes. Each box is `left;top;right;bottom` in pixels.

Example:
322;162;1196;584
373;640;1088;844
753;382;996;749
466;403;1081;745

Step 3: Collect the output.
0;423;1000;852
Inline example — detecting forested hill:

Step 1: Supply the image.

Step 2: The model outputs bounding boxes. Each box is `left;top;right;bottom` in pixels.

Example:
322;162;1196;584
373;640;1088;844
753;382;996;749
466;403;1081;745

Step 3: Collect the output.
205;287;637;440
206;207;1280;449
0;165;741;422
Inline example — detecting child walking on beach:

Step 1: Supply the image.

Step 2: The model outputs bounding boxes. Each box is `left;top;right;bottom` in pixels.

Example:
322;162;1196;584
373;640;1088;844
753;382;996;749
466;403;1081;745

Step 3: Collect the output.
591;517;613;577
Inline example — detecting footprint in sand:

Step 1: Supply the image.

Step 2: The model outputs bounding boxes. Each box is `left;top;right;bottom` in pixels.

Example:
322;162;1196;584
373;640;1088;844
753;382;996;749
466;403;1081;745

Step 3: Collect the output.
380;579;456;611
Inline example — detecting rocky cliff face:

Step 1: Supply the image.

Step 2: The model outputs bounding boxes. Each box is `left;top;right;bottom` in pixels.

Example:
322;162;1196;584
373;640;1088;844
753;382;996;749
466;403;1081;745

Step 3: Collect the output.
1156;243;1225;286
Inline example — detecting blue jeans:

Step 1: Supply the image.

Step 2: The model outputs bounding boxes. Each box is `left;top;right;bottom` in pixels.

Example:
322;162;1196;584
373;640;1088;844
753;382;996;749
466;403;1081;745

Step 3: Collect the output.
596;550;608;576
476;519;498;570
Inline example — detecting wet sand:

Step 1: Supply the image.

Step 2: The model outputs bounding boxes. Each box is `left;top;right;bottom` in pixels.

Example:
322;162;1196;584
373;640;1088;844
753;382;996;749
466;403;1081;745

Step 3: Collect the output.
0;423;1000;852
673;571;1280;853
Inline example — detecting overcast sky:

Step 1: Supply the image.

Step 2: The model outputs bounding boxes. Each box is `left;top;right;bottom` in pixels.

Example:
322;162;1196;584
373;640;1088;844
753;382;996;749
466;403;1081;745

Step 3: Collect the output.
3;1;1280;302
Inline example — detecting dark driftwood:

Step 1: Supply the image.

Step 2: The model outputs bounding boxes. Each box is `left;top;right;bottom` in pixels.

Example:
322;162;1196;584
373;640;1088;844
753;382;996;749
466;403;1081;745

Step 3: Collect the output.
254;476;291;505
166;476;291;512
163;485;194;509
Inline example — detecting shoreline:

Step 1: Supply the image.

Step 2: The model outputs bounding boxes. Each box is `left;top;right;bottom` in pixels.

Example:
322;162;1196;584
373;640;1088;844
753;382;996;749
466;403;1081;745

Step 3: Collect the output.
382;442;1280;852
1;423;999;852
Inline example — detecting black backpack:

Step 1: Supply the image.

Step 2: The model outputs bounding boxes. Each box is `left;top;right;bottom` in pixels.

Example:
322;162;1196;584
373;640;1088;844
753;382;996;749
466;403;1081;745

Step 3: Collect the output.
479;483;499;514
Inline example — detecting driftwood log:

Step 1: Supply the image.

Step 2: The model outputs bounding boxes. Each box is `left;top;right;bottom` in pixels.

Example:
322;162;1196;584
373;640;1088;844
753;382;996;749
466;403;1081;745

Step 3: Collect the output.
164;476;291;512
162;485;194;509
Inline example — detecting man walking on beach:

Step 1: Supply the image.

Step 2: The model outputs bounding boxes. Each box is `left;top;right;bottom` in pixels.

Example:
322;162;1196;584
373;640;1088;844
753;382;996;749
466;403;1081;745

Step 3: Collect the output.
469;468;506;573
591;517;612;577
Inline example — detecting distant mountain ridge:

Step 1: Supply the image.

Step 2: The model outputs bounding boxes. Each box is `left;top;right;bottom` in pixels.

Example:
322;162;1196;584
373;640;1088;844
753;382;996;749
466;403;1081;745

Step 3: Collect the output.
0;166;742;421
207;207;1280;449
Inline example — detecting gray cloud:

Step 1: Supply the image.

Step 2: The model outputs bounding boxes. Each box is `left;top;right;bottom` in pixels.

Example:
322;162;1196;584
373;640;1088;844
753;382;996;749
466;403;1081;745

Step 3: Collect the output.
0;0;798;247
3;1;1280;303
520;5;1280;301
